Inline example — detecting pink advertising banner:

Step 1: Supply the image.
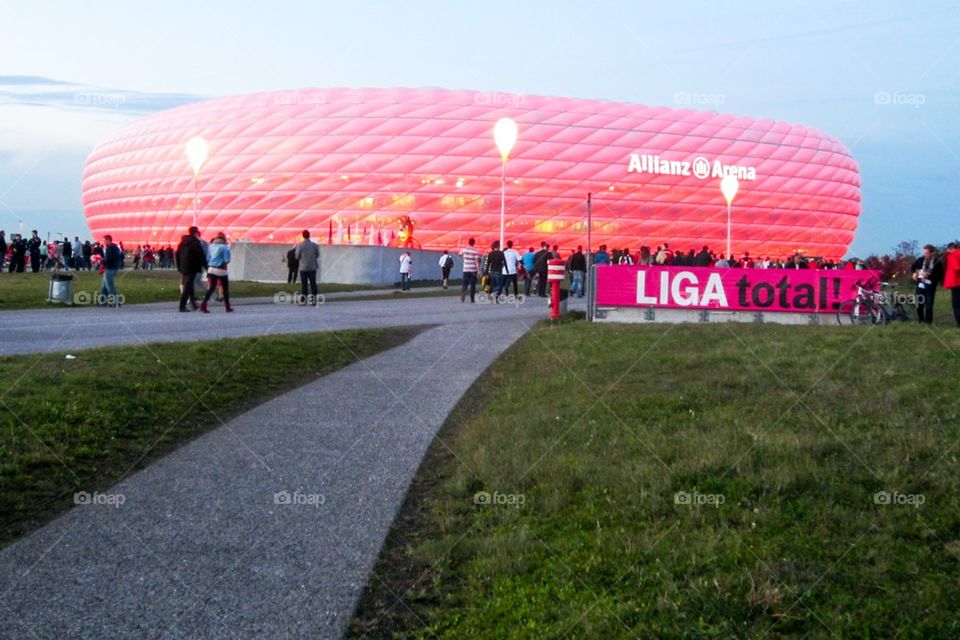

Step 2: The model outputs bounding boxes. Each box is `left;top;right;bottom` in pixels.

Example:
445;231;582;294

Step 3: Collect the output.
595;265;882;314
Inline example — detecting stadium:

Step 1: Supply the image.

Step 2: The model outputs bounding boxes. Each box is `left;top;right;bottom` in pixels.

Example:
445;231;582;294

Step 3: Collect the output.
82;88;861;259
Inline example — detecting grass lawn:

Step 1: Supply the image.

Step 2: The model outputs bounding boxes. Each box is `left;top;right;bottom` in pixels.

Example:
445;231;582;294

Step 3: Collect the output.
351;314;960;638
0;327;417;546
0;270;448;309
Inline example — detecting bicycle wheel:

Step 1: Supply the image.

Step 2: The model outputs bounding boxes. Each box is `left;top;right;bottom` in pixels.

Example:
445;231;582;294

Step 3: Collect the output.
837;299;875;326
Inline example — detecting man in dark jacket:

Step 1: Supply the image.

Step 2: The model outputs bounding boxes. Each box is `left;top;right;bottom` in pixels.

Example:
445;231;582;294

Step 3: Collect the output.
911;244;945;325
0;231;6;272
10;234;27;272
176;226;207;312
27;230;42;272
568;246;587;298
533;242;550;297
694;246;712;267
285;246;299;284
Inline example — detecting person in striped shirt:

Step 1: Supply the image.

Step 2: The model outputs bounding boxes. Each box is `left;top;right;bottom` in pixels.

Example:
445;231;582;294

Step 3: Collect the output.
459;237;481;303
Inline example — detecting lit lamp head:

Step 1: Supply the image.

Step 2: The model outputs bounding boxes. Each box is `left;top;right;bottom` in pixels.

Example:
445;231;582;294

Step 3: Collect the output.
186;137;209;176
720;174;739;206
493;117;518;163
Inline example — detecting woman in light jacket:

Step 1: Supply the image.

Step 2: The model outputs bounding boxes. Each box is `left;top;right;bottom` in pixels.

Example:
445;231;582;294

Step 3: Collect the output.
200;232;233;313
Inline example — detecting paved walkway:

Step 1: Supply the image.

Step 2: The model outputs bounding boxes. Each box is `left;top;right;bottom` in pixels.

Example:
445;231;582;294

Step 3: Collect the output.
0;296;580;639
0;292;570;356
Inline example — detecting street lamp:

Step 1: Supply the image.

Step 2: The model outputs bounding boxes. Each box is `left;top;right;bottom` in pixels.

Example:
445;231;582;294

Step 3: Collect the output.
186;137;209;227
493;117;518;248
720;174;739;261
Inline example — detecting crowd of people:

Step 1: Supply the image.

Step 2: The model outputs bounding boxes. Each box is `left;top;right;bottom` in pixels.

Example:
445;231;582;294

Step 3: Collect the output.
0;230;180;273
5;227;959;326
437;240;870;304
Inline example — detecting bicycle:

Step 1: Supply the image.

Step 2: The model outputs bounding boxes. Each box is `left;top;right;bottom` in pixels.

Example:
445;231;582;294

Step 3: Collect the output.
877;282;911;322
836;278;886;326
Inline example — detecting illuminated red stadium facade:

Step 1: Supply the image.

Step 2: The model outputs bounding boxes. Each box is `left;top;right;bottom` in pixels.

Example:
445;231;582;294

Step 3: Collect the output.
82;88;861;258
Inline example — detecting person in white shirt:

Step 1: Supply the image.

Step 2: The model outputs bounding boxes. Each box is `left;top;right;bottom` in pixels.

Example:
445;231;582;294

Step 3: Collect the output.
502;240;521;297
398;251;412;291
438;250;454;289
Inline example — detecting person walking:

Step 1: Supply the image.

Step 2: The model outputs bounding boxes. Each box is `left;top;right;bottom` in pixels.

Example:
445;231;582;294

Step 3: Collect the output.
284;245;299;284
568;245;587;298
439;250;454;289
486;241;506;301
399;251;412;291
502;240;520;297
200;232;233;313
911;244;944;325
944;241;960;327
175;226;207;312
533;242;550;297
99;234;122;307
521;246;536;296
295;229;319;304
459;238;481;303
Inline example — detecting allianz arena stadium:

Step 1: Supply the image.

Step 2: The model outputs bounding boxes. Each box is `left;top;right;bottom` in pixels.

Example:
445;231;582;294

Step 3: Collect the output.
81;88;861;259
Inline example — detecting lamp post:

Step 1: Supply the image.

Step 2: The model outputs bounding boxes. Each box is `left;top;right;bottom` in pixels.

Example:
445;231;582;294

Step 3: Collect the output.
720;174;739;261
493;117;518;248
186;137;209;227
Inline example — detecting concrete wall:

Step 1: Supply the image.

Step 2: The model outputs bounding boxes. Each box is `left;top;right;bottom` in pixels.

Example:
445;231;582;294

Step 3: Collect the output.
230;242;463;285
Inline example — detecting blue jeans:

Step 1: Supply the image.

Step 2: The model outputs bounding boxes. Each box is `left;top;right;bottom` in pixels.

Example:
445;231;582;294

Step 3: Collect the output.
99;268;118;305
492;273;506;298
570;270;585;297
461;271;478;302
400;272;411;290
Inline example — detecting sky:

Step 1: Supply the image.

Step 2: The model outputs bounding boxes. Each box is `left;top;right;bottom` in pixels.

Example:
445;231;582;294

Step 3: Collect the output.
0;0;957;257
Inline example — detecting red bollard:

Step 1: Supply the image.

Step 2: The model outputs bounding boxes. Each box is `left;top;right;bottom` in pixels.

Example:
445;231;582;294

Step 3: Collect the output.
547;258;565;320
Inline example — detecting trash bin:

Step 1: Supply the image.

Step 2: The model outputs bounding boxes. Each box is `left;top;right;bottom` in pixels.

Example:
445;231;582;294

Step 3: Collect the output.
48;273;74;304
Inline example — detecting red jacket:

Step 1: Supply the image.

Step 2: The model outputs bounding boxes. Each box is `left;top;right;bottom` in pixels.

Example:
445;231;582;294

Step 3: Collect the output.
945;249;960;289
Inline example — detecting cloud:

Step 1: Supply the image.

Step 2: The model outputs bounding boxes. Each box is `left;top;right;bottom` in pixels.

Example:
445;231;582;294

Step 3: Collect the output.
0;74;203;115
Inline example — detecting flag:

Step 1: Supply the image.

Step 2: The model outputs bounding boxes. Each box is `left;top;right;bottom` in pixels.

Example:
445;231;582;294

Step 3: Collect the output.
328;219;333;244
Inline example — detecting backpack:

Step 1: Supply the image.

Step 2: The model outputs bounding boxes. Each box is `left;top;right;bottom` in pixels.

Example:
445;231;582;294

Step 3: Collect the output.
443;255;453;268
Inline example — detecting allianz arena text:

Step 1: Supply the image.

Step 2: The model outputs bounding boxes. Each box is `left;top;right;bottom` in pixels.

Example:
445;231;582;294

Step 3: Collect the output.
82;88;861;258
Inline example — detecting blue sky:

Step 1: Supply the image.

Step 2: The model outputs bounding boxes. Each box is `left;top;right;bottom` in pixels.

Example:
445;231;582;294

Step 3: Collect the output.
1;0;957;256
